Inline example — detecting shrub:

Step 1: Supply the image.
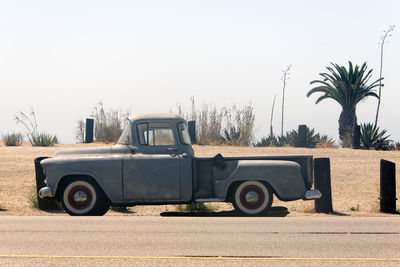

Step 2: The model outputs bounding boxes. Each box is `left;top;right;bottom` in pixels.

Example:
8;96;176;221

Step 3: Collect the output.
2;132;23;146
223;104;255;146
29;185;39;210
178;203;216;213
75;119;86;143
278;131;297;147
386;142;400;151
396;142;400;150
178;97;255;146
360;123;391;150
223;127;241;144
255;130;297;147
256;127;335;148
292;127;322;148
254;135;279;147
191;101;225;145
29;184;63;211
15;109;58;147
316;134;336;148
77;101;130;143
349;204;360;211
31;133;58;147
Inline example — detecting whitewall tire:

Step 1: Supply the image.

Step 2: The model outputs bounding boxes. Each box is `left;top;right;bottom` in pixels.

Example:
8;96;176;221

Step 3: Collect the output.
61;178;109;216
233;180;272;215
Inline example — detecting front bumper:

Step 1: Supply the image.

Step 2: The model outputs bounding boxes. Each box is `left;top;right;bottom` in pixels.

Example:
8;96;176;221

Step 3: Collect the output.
303;189;322;200
38;187;55;199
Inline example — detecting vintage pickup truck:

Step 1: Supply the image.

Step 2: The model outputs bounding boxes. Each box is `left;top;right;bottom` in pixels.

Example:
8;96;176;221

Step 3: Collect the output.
38;114;321;216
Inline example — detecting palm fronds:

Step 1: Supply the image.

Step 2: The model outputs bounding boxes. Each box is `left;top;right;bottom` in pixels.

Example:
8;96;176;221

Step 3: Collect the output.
308;62;381;109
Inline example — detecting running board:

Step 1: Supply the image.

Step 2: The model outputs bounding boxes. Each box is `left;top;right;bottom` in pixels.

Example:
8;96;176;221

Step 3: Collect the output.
194;198;224;203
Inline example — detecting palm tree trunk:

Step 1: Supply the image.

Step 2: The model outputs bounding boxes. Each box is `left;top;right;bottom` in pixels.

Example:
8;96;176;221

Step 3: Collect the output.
339;108;357;147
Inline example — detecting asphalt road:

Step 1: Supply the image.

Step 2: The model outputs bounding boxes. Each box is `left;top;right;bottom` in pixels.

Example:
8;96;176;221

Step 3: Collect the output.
0;216;399;266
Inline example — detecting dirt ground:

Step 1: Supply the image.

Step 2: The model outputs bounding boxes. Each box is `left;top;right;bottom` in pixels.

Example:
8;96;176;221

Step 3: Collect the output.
0;142;399;216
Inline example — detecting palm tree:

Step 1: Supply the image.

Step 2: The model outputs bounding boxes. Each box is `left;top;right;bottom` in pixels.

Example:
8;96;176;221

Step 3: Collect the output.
307;62;382;146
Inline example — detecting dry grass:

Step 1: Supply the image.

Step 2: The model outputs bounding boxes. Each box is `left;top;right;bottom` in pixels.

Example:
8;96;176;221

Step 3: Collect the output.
0;142;399;216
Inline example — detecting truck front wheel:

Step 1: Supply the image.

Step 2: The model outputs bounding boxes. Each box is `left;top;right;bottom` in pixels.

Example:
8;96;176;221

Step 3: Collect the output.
60;178;110;216
232;181;272;215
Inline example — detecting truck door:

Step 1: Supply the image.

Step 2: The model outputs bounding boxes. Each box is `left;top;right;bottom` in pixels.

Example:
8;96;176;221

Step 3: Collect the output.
123;122;183;201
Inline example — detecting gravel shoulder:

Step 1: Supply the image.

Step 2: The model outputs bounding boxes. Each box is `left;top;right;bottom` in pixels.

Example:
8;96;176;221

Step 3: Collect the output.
0;143;399;216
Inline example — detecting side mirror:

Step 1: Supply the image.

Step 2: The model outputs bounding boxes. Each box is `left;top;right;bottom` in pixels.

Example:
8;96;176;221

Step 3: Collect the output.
188;121;196;144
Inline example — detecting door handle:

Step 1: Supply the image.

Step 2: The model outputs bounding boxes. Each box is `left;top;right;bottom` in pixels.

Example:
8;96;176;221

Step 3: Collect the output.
128;145;136;154
167;148;178;152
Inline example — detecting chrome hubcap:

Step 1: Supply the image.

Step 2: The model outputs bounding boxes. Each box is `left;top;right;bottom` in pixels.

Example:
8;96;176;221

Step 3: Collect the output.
73;191;88;203
245;191;259;203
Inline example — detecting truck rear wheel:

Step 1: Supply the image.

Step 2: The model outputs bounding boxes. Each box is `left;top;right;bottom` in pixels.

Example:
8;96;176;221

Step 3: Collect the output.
232;181;272;215
61;178;110;216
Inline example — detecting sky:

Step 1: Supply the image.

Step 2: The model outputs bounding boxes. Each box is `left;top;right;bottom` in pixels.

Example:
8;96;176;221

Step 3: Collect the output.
1;0;399;144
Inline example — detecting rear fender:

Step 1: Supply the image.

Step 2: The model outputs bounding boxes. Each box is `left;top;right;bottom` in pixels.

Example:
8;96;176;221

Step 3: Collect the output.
216;160;307;201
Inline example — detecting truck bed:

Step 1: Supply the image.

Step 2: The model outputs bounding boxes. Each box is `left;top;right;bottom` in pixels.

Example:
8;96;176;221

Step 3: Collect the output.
193;155;313;199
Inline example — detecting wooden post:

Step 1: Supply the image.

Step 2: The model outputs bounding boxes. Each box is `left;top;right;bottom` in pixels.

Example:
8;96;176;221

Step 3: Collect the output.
353;125;360;149
380;159;396;213
296;124;307;147
188;120;196;144
85;118;94;143
34;157;58;210
314;158;333;213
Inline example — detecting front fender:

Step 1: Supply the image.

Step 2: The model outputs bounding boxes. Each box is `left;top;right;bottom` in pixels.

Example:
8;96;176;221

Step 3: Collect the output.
41;157;123;202
214;160;306;201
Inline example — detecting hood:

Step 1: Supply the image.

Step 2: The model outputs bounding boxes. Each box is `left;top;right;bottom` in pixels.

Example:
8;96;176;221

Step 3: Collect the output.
52;145;127;158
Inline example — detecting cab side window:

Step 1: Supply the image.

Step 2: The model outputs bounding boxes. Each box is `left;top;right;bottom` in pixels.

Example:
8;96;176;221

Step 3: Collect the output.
178;122;191;145
137;122;176;146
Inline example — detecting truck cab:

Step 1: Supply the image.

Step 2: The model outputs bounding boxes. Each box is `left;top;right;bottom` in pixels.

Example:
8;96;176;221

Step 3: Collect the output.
117;114;194;202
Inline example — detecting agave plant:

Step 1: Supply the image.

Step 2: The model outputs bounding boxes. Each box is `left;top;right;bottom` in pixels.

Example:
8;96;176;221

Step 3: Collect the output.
31;133;58;147
280;127;321;148
15;109;58;147
223;126;241;145
254;135;279;147
296;127;321;148
277;131;296;147
360;123;391;150
256;127;335;148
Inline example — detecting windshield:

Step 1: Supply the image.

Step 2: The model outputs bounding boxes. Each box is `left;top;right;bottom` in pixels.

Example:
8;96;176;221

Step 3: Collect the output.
117;123;133;145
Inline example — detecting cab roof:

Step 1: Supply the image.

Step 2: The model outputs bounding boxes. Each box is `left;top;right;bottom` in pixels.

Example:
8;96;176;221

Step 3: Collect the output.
129;113;185;122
